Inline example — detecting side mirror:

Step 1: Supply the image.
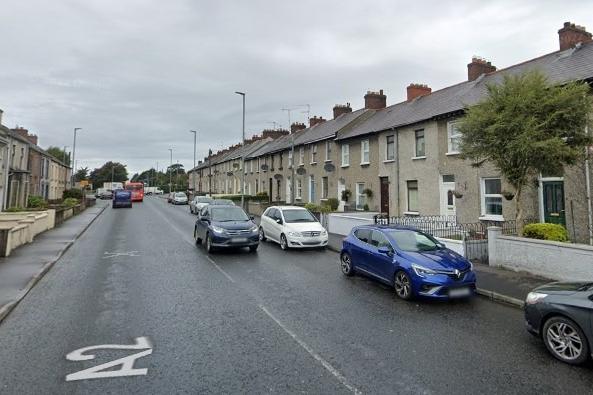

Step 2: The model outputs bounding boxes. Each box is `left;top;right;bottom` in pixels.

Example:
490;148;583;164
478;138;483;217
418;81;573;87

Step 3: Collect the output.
276;218;283;224
378;246;392;255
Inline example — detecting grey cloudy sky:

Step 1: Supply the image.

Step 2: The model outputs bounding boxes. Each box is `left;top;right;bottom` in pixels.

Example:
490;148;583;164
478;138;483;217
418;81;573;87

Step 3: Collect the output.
0;0;590;176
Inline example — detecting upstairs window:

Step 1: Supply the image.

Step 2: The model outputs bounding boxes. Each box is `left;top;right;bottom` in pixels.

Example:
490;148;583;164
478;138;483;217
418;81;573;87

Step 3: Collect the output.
299;147;304;165
386;135;395;161
415;129;425;157
311;144;317;163
325;141;332;161
341;144;350;167
361;139;370;164
447;122;462;154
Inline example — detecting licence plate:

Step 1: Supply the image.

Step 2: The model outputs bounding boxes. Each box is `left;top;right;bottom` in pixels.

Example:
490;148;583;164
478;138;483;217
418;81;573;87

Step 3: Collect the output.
449;287;471;298
231;237;248;243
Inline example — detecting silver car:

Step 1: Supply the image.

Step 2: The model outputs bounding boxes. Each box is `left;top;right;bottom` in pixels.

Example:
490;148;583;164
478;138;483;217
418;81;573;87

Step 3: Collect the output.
190;196;213;214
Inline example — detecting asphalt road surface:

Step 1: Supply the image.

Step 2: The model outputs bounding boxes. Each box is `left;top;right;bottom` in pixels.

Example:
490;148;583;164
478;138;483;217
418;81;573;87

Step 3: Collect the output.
0;196;592;394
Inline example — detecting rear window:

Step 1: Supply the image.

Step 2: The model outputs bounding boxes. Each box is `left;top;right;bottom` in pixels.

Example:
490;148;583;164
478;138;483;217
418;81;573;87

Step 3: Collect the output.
198;197;213;203
175;193;186;197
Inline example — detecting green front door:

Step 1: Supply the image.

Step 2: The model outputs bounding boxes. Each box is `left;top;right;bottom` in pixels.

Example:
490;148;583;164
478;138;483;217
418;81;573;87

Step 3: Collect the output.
542;181;566;225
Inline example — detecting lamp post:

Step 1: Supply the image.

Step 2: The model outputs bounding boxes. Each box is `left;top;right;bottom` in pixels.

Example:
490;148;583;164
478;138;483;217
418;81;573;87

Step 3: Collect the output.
282;108;296;203
235;91;246;209
71;128;82;187
190;130;197;198
168;148;173;193
63;146;69;164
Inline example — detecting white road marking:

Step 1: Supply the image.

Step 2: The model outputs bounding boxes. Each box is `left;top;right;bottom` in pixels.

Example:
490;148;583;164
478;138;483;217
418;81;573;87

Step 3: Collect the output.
207;256;236;283
66;337;152;382
103;251;141;259
258;305;361;394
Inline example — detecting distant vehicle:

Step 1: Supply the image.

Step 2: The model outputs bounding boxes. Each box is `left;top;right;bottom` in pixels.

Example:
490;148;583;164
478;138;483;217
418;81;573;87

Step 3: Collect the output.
144;186;158;195
259;206;328;250
125;182;144;202
194;205;259;253
210;199;235;206
103;182;123;190
340;225;476;301
154;189;164;195
112;189;132;209
172;192;188;205
190;196;213;214
524;282;593;365
96;188;113;200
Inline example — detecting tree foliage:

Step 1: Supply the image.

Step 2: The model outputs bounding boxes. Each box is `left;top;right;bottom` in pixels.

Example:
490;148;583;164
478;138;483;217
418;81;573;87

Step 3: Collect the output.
89;162;128;187
459;70;592;226
46;146;71;164
74;167;89;182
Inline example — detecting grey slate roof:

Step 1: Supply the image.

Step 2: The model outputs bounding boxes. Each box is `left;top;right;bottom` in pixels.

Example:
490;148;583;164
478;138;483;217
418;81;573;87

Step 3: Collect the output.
192;137;272;171
336;41;593;140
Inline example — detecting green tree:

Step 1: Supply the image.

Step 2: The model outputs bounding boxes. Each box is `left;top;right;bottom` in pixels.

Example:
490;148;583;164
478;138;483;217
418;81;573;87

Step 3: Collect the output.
74;167;89;182
89;161;128;187
459;70;592;230
46;146;71;164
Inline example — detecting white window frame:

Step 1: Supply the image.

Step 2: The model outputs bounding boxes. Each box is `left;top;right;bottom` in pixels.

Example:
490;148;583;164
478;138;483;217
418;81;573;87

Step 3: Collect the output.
360;139;370;165
299;147;304;165
309;175;315;202
414;129;426;159
480;177;504;221
296;178;302;200
406;180;419;214
341;144;350;167
447;121;462;155
256;158;260;173
325;141;332;162
356;182;365;210
385;135;395;161
310;144;317;164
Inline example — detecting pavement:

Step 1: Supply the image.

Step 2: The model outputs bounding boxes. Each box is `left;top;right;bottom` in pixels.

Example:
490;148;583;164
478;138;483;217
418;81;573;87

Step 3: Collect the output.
0;197;591;394
0;202;108;323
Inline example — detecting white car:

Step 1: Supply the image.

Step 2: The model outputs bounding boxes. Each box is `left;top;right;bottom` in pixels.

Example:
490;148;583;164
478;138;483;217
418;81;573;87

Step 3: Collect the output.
172;192;188;205
190;196;213;214
259;206;328;250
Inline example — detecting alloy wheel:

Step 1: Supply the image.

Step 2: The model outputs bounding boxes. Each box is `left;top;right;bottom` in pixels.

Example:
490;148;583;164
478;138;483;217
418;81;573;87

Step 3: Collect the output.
394;271;412;300
545;320;584;362
205;235;213;253
341;253;354;276
280;234;288;250
259;228;266;242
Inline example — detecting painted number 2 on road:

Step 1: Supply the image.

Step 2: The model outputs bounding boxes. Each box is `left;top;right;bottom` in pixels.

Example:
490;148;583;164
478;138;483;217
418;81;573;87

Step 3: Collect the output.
65;336;152;382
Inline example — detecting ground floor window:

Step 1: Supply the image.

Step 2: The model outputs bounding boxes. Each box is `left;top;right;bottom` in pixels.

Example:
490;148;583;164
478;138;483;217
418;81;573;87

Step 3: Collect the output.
309;175;316;202
321;176;328;199
296;178;302;199
481;178;503;218
407;180;418;212
356;182;365;210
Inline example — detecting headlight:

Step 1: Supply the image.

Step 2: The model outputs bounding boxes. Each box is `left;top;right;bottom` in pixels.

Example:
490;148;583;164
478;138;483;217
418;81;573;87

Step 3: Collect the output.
287;231;301;238
211;225;226;234
412;264;437;277
525;292;548;305
321;230;328;236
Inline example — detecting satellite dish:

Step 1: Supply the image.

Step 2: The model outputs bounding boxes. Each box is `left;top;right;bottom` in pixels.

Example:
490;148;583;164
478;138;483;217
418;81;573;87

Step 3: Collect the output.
323;163;335;172
261;164;269;171
274;174;283;180
296;167;306;175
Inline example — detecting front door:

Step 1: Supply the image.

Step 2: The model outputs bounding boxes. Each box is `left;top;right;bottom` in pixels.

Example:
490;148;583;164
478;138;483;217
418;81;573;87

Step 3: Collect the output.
269;178;273;203
380;177;389;214
440;175;456;217
543;181;566;225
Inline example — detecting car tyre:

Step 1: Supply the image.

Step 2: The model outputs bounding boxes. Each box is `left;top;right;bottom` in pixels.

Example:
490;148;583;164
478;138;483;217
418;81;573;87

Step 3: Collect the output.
249;245;258;252
259;227;267;242
280;234;289;250
205;234;215;253
340;252;354;277
394;270;413;301
194;228;202;245
543;316;589;365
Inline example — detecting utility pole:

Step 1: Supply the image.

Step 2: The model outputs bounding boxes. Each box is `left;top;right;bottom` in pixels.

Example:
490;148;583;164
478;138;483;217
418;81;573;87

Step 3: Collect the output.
235;91;246;209
71;127;82;188
208;149;212;196
282;107;297;203
168;148;173;193
111;164;115;183
190;130;197;198
63;146;69;164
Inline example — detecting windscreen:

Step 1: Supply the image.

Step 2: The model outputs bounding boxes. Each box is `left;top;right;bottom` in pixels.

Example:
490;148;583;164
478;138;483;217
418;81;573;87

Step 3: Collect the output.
283;209;317;223
198;197;213;203
211;207;249;222
385;229;440;252
175;193;186;198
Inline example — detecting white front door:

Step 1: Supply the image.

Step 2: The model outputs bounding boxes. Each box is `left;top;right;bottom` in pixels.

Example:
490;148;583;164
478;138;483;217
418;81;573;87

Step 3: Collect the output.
440;177;456;217
337;179;346;212
286;177;292;204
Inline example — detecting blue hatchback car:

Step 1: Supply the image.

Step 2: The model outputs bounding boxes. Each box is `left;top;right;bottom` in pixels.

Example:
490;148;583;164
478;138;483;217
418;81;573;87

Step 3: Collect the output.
340;225;476;300
194;205;259;253
112;189;132;209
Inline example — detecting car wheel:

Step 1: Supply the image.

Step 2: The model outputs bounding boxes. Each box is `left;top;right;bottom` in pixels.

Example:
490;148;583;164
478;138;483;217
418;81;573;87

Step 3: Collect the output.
280;234;289;250
249;245;258;252
340;252;354;277
394;270;413;300
205;234;214;253
194;228;202;245
259;227;267;242
543;316;589;365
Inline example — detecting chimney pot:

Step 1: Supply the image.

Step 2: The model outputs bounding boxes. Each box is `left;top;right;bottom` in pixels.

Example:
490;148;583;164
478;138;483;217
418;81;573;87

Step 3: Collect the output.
309;116;326;128
333;103;352;119
467;57;496;81
406;83;432;101
364;89;387;109
558;21;592;51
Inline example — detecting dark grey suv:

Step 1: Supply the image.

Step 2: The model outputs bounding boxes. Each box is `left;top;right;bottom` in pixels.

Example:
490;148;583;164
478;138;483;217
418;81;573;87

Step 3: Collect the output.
524;282;593;365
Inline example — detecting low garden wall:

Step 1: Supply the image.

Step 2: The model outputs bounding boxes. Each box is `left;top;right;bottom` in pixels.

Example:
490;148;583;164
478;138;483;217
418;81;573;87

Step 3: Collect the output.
488;226;593;281
0;210;56;256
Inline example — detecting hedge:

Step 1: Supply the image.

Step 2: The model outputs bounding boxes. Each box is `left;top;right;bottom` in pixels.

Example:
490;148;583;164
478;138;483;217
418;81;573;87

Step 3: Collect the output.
523;223;569;242
217;194;269;203
63;189;84;200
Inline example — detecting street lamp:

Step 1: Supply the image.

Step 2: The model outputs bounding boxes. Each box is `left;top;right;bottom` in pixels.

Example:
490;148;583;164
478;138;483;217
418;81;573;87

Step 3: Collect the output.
168;148;173;193
63;146;69;164
235;91;246;208
282;108;296;203
71;127;82;187
190;130;197;198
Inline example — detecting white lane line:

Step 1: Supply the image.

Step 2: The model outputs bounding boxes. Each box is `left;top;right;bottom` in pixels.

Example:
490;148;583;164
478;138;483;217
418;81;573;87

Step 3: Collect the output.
207;256;236;283
259;305;361;395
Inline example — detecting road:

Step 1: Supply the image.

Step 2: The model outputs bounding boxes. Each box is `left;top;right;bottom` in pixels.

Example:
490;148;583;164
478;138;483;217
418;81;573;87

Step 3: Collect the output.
0;196;591;394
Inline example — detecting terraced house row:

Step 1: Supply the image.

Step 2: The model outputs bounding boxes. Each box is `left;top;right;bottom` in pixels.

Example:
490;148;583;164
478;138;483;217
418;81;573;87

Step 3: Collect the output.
189;22;593;243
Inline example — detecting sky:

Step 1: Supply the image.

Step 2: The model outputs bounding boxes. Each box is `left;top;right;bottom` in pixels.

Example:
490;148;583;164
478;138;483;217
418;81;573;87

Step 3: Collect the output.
0;0;590;177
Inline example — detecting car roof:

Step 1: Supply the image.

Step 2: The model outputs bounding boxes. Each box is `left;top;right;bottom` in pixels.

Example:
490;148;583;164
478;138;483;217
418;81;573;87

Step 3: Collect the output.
272;205;307;210
353;224;421;232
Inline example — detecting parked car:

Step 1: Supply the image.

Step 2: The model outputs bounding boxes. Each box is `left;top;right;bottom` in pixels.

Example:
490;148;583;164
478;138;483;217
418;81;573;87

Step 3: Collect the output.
98;189;113;200
340;225;476;301
172;192;188;205
112;189;132;208
259;206;328;250
194;205;259;253
190;196;213;214
167;192;174;203
524;282;593;365
210;199;235;206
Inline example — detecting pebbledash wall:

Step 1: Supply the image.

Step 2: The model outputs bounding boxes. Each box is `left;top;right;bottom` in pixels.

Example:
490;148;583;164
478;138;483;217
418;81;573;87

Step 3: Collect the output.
488;227;593;281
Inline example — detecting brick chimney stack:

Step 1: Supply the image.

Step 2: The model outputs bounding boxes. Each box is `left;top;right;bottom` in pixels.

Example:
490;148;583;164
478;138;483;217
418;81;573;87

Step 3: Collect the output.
467;57;496;81
291;122;306;133
558;22;592;51
309;116;326;128
406;84;432;102
364;90;386;109
262;129;289;140
333;103;352;119
27;134;38;145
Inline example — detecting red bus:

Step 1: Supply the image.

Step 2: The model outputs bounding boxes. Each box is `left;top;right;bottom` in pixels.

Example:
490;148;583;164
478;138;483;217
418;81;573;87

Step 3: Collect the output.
125;182;144;202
